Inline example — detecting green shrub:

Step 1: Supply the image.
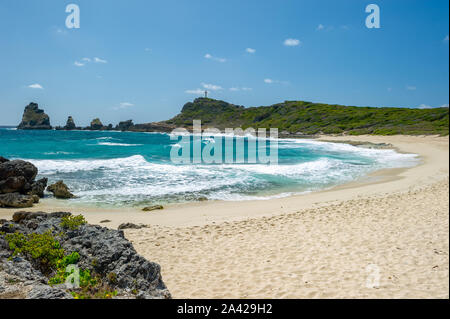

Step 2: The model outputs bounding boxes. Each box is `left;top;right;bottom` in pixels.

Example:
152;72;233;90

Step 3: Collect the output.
5;230;64;273
60;215;87;230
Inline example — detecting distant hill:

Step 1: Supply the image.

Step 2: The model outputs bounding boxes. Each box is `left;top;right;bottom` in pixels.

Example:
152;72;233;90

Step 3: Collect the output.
164;98;449;136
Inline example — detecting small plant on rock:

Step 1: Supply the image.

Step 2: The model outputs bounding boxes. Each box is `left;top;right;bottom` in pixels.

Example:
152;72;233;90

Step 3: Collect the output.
5;230;64;274
60;215;87;231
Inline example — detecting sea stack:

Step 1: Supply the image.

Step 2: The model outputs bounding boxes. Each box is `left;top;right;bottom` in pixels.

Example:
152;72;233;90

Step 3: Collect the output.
89;118;104;130
64;116;76;130
17;102;52;130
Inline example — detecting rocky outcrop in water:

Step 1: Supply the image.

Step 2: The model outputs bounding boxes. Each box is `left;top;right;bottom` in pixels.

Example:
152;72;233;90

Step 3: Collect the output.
47;181;74;199
17;103;52;130
0;158;47;208
64;116;76;130
0;212;171;299
88;118;104;131
116;120;134;131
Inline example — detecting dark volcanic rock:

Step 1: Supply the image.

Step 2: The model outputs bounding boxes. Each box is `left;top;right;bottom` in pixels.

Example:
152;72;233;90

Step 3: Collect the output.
0;193;34;208
0;160;38;194
0;160;38;184
89;118;104;130
118;223;148;230
64;116;76;130
27;285;73;299
130;122;176;133
0;212;171;299
17;103;52;130
0;157;9;164
0;176;27;194
0;159;46;208
47;181;75;199
142;205;164;212
28;178;48;198
116;120;134;131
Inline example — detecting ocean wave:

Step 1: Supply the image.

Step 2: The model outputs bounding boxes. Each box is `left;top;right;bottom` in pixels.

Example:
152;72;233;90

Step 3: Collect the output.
97;142;144;147
23;136;420;206
28;155;149;174
43;151;76;155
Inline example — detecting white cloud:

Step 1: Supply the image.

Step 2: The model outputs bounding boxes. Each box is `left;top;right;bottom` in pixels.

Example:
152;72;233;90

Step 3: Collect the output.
283;38;301;47
28;83;43;89
317;24;325;31
406;85;417;91
119;102;134;108
94;57;108;64
202;83;222;91
113;102;134;110
204;53;226;63
441;104;449;108
230;87;252;92
185;89;205;95
75;57;106;66
264;78;289;85
245;48;256;54
444;35;449;43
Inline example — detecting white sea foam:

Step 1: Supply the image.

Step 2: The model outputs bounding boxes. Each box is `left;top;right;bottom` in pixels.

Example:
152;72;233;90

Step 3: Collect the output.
97;142;143;147
26;137;420;205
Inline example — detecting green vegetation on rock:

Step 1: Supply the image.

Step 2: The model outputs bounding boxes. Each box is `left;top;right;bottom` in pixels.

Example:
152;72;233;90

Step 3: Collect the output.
17;103;52;130
60;215;87;230
166;98;449;136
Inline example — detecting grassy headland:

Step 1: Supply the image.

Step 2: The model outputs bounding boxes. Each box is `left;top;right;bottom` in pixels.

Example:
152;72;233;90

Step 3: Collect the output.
164;98;449;136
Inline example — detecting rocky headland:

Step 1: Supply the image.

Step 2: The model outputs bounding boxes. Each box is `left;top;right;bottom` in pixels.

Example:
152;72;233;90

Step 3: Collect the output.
15;98;449;136
0;212;170;299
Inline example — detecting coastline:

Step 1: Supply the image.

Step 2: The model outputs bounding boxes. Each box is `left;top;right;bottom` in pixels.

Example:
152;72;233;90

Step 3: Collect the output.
1;135;447;228
1;135;448;299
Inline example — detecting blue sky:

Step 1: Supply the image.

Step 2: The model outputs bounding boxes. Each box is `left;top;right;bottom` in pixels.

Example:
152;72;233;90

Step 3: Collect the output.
0;0;448;126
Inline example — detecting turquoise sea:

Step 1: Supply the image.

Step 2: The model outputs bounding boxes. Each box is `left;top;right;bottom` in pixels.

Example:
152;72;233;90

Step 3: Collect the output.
0;128;419;208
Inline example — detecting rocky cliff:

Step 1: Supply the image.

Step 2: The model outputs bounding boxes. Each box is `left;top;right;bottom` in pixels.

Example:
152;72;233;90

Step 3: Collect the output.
17;103;52;130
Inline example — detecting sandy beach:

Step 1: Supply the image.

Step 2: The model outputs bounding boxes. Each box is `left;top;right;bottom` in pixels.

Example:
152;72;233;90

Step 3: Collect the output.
1;135;448;298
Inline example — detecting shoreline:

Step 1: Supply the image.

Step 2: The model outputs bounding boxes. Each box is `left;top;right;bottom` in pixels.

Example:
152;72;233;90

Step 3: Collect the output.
1;134;448;298
1;135;446;228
